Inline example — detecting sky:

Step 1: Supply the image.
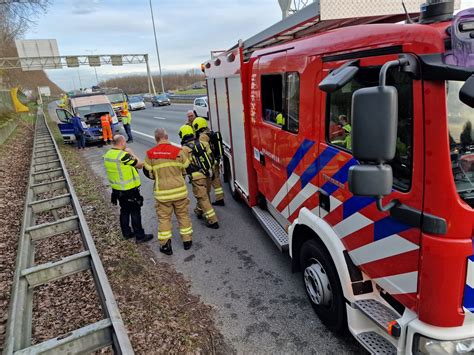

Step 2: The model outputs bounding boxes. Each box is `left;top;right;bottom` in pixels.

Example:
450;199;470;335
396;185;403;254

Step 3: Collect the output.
24;0;474;91
25;0;282;91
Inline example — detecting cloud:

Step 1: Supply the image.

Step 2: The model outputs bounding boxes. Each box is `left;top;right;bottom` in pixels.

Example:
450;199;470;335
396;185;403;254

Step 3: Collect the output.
71;0;101;15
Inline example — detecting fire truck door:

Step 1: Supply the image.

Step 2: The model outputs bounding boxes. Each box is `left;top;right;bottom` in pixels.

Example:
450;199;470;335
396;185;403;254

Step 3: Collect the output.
254;52;292;220
318;55;424;307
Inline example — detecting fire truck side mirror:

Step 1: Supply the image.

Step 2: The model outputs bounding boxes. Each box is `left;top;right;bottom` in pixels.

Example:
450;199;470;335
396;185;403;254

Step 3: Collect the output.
348;85;398;202
351;86;398;162
460;75;474;108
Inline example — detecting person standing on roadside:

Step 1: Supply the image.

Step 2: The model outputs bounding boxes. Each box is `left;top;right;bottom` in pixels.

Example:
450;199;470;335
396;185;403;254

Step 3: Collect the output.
72;114;86;150
186;110;196;127
103;134;153;244
143;128;193;255
179;124;219;229
101;113;113;144
122;109;134;143
193;117;225;206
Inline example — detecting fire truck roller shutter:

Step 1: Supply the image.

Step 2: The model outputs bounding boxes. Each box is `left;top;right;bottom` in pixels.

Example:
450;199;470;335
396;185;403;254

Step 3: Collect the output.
207;79;219;133
215;78;231;149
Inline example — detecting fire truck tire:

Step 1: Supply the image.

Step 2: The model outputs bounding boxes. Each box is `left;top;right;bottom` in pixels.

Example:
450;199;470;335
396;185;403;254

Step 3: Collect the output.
300;239;347;334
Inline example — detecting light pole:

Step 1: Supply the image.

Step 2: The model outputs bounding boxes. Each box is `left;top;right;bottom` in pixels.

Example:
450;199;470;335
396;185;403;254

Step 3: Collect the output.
149;0;165;94
85;49;100;85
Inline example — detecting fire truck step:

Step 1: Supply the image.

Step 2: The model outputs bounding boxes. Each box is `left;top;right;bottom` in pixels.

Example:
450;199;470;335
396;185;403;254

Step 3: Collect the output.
354;299;401;336
251;206;288;252
356;331;396;355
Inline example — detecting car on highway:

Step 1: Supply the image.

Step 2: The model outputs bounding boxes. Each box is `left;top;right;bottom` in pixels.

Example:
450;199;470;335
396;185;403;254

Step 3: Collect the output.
193;96;208;118
129;96;146;111
151;94;171;107
143;93;153;102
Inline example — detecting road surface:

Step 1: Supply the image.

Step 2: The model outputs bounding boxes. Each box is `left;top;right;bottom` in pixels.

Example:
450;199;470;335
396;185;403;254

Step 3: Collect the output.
48;102;362;354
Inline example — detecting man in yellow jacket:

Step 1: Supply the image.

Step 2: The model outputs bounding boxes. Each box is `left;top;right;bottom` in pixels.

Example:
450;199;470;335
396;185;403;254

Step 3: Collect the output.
103;135;153;243
179;124;219;229
121;109;133;143
144;128;193;255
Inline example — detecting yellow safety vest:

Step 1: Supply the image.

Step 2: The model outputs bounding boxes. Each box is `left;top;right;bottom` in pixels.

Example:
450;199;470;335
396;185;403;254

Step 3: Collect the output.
103;149;141;191
122;112;132;125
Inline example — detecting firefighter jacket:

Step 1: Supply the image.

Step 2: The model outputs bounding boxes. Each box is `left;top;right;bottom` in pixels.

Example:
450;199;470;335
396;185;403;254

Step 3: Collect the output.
103;148;141;191
144;141;190;202
182;140;213;181
122;112;132;125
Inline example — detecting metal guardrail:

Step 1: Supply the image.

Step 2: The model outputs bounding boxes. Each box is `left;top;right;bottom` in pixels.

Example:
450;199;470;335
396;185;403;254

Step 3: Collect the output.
3;107;133;354
168;94;204;103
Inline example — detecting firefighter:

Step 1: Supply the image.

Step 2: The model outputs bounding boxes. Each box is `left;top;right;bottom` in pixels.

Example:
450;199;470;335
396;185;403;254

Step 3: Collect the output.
338;115;352;150
193;117;225;206
122;109;133;143
143;128;193;255
101;113;113;144
179;125;219;229
186;110;196;126
103;135;153;243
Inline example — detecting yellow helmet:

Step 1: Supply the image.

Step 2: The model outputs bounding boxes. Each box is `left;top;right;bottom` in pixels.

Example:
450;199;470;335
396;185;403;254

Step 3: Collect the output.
192;116;208;132
179;124;195;140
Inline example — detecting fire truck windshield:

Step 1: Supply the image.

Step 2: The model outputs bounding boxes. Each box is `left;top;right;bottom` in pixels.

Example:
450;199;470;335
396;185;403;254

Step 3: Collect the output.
447;80;474;207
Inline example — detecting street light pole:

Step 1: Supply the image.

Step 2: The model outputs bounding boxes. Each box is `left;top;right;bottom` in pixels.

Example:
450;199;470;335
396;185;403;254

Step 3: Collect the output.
149;0;165;94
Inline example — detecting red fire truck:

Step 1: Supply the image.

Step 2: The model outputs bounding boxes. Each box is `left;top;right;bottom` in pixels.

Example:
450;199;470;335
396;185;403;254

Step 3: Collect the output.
203;0;474;353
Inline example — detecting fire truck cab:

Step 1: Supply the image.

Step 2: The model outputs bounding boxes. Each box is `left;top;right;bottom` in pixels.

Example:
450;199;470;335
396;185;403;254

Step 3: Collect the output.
204;1;474;353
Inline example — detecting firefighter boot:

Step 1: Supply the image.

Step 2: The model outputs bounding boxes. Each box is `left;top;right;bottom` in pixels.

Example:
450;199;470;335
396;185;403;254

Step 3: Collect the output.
212;200;225;206
160;240;173;255
183;241;192;250
207;221;219;229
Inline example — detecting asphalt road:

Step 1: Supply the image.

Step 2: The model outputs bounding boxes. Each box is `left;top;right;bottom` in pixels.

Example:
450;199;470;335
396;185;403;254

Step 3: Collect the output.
49;102;362;354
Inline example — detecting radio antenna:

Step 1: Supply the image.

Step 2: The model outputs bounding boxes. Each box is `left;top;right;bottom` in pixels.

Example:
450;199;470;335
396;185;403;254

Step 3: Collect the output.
402;1;415;24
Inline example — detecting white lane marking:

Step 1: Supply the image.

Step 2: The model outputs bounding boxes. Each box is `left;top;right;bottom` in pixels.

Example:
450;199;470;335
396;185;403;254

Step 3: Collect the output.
153;116;167;120
334;212;372;239
131;130;181;147
271;173;300;207
373;271;418;294
349;234;419;266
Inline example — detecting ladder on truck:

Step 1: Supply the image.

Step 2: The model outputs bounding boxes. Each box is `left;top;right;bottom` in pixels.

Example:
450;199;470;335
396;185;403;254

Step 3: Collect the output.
245;1;425;251
239;1;421;59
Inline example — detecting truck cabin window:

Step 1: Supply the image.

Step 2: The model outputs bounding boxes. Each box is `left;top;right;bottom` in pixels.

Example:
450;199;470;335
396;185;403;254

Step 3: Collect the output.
326;66;414;191
447;80;474;208
261;72;300;133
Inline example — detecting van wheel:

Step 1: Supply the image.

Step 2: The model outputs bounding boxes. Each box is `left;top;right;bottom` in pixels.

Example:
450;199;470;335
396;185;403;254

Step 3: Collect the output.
193;110;198;117
300;239;346;334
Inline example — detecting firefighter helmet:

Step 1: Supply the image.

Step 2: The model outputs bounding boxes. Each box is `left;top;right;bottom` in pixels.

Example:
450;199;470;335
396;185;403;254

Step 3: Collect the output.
192;117;208;132
179;124;195;140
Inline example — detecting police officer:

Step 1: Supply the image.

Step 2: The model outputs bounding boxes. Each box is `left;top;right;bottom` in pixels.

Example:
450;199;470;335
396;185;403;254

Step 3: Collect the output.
179;125;219;229
193;117;225;206
144;128;193;255
103;135;153;243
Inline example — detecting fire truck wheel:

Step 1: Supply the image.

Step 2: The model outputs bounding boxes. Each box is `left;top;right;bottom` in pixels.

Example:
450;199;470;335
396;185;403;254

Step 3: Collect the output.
300;239;347;334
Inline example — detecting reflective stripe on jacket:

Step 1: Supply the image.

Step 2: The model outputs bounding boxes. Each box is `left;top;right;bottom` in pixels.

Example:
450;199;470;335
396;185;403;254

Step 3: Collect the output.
103;148;140;191
144;141;190;202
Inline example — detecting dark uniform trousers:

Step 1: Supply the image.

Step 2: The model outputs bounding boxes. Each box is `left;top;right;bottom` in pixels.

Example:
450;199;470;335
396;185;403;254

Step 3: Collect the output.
112;187;145;238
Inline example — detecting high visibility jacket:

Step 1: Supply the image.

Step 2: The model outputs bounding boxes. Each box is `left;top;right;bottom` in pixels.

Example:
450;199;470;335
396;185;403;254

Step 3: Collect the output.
342;123;352;150
103;148;141;191
122;112;132;125
182;140;213;180
144;141;190;202
276;113;285;126
101;114;111;127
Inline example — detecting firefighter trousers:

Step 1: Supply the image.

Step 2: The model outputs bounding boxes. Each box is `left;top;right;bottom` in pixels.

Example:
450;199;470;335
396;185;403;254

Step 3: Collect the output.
192;178;217;224
156;197;193;245
102;125;112;142
211;163;224;201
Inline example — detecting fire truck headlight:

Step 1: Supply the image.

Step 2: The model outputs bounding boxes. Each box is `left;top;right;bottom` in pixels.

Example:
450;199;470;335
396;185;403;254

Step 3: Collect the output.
414;334;474;354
